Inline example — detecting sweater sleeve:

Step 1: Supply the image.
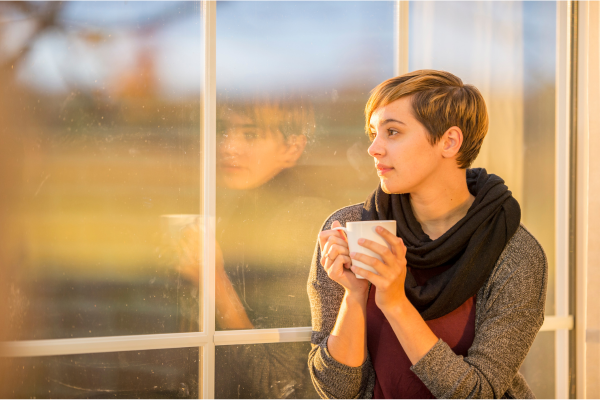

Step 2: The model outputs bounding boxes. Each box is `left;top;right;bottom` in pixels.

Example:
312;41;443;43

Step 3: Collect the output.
306;205;375;399
410;227;548;399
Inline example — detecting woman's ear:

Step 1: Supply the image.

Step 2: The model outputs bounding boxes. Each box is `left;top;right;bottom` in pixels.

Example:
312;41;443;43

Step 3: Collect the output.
282;134;307;167
440;126;463;160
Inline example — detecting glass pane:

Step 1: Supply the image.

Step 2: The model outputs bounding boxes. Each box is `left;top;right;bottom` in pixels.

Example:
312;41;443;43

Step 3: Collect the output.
409;1;557;314
0;2;203;339
215;342;317;399
0;347;200;399
215;1;393;330
588;328;600;397
520;331;555;398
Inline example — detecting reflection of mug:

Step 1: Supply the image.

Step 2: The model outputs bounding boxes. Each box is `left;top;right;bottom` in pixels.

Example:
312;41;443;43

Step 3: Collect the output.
160;214;202;332
161;214;202;243
331;220;396;279
160;214;203;275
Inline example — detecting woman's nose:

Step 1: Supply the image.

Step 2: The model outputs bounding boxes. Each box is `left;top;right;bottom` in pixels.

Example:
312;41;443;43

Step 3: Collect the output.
218;132;244;156
367;135;385;158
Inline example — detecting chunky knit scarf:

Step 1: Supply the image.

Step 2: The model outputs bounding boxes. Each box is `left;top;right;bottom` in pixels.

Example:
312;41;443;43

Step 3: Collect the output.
362;168;521;320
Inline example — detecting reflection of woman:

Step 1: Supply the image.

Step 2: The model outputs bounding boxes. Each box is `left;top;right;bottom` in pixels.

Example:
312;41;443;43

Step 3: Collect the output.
213;97;330;398
178;97;328;397
308;70;547;399
178;96;330;331
215;96;330;330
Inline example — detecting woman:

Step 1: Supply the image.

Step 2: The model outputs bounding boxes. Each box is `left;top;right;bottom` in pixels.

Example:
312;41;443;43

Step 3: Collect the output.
307;70;547;399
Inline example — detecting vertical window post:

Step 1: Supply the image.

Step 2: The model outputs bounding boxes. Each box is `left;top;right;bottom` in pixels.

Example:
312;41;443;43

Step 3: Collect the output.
556;1;575;398
394;1;409;76
202;1;217;398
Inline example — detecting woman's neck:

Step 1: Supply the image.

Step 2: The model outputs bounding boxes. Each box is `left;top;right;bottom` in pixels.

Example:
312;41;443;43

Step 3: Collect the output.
409;172;475;240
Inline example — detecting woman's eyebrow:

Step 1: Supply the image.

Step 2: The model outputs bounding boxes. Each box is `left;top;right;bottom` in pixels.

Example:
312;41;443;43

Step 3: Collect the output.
381;119;406;126
369;119;406;129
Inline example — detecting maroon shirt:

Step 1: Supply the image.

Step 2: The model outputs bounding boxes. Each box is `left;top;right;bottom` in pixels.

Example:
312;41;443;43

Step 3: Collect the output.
366;266;476;399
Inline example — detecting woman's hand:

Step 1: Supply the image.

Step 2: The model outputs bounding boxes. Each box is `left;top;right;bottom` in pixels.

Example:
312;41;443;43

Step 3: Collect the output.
318;220;369;298
349;226;409;313
350;227;439;365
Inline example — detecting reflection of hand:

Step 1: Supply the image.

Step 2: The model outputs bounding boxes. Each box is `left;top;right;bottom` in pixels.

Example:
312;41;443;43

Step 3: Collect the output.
319;220;369;299
175;223;253;329
349;226;408;313
176;223;202;283
176;224;225;282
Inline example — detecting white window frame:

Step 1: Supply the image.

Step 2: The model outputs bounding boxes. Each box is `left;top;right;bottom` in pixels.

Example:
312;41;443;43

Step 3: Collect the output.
0;1;578;399
573;1;597;398
202;1;217;396
556;1;576;398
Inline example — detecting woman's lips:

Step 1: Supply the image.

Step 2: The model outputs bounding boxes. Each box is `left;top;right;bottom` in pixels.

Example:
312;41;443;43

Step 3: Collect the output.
220;163;246;173
376;164;393;175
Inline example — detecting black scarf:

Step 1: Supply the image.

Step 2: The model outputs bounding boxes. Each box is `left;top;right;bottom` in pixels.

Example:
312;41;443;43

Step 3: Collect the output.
362;168;521;320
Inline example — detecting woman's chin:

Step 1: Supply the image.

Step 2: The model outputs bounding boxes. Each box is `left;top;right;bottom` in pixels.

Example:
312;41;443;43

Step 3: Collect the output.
380;181;395;194
380;180;409;195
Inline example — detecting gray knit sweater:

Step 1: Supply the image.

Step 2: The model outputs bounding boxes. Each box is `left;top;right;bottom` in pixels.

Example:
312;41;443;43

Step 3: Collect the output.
307;203;548;399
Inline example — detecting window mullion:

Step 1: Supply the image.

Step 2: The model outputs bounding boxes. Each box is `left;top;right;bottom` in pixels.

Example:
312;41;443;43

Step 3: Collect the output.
394;1;410;76
555;2;574;398
202;1;217;399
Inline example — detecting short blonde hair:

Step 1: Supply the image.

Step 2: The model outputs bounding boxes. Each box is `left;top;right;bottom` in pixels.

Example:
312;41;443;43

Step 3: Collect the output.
365;70;488;168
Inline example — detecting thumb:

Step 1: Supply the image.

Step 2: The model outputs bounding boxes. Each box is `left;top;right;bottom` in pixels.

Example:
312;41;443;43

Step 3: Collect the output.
330;220;347;242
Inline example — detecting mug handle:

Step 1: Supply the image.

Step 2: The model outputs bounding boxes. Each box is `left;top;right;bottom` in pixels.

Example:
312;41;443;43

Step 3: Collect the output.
330;226;348;242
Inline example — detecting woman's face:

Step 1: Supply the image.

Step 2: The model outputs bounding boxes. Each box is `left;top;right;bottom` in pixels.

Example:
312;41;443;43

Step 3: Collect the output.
368;96;444;194
217;113;296;190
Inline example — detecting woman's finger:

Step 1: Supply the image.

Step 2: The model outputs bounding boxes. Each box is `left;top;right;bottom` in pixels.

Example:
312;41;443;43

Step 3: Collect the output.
399;237;407;258
376;226;406;257
322;243;350;264
321;244;332;265
318;230;337;253
321;252;332;271
334;255;352;271
328;235;348;248
322;251;351;277
331;220;344;237
327;253;351;281
322;236;348;257
350;265;385;287
357;238;396;267
350;251;388;277
339;255;353;269
318;220;345;252
322;233;349;264
322;245;351;265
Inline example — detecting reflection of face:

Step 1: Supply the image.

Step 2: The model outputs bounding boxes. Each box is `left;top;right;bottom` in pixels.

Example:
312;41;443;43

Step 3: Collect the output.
368;96;442;194
217;113;297;190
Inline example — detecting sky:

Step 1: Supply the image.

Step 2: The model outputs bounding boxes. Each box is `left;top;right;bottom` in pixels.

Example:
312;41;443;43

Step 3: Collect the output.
5;1;554;99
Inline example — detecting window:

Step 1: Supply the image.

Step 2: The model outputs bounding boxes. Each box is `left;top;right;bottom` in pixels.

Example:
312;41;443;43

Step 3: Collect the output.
0;2;573;398
408;2;564;397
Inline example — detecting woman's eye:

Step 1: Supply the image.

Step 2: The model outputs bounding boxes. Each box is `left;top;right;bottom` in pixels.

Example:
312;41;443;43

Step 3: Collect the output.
244;131;259;140
388;129;399;136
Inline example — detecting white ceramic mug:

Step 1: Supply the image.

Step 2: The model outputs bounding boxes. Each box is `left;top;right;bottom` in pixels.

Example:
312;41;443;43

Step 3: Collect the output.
331;220;396;279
